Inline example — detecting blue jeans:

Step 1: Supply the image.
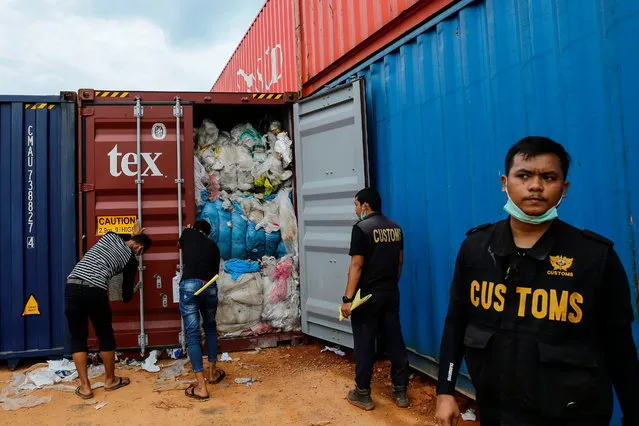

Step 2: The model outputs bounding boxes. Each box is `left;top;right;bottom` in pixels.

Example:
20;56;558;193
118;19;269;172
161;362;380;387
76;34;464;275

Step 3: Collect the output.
179;279;219;373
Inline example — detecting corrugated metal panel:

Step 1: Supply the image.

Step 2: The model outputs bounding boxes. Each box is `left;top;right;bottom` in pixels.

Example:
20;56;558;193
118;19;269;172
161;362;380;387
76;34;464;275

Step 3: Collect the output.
300;0;458;96
78;90;295;352
80;97;196;351
328;0;639;421
211;0;299;93
293;80;368;347
0;96;77;365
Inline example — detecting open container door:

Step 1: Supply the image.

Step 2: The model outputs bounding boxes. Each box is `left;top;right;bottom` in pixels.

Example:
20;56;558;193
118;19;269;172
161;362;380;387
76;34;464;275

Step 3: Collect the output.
293;79;369;348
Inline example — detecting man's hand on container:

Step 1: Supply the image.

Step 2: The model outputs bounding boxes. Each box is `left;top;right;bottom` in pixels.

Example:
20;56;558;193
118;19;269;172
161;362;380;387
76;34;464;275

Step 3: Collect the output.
131;219;145;236
435;394;460;426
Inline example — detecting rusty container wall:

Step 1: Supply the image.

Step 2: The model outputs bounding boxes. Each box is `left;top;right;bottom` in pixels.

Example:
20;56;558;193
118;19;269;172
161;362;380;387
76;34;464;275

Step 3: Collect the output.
211;0;299;94
299;0;457;96
77;90;293;352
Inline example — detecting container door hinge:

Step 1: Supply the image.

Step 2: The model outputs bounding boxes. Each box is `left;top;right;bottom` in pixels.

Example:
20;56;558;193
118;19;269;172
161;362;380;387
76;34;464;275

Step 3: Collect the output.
79;183;94;192
81;108;94;117
138;333;148;347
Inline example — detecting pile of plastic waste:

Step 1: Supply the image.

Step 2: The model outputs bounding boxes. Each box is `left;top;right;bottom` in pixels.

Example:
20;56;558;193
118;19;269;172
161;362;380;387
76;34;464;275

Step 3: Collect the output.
192;119;300;337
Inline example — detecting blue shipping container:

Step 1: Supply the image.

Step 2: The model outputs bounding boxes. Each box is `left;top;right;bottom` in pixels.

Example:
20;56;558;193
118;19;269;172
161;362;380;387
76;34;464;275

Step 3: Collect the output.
328;0;639;424
0;95;77;368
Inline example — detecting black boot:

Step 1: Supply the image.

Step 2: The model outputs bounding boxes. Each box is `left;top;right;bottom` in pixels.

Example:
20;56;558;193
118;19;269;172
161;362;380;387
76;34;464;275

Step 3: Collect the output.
392;385;410;408
347;387;374;410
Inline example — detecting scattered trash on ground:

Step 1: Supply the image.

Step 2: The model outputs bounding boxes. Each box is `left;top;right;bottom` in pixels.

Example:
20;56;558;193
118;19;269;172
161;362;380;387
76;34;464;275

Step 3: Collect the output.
320;346;345;357
116;358;142;371
87;364;105;379
461;408;477;421
94;401;108;410
44;384;77;393
1;395;52;411
249;348;264;355
159;358;190;379
234;377;260;387
142;350;160;373
153;379;197;392
220;352;233;362
167;348;183;360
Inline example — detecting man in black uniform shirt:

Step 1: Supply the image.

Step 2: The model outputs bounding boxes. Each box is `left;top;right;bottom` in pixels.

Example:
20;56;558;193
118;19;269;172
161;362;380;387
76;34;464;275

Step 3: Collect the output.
340;188;410;410
435;137;639;425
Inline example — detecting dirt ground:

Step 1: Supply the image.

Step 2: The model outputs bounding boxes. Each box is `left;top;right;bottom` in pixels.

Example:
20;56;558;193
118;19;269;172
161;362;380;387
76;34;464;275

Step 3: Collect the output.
0;342;480;425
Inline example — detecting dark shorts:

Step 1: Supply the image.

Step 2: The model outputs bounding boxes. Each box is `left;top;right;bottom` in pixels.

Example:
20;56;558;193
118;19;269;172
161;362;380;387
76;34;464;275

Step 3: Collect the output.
65;278;116;353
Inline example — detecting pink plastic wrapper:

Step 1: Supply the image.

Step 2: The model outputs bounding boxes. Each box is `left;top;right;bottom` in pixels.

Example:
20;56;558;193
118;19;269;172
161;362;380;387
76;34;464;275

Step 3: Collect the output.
269;258;293;304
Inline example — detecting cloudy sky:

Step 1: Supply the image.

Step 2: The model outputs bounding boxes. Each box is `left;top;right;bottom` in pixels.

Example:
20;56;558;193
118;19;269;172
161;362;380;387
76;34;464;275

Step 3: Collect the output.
0;0;265;95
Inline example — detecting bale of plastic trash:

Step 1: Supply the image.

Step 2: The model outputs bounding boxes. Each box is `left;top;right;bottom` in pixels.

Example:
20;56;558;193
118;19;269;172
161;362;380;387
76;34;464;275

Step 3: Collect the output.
216;270;263;336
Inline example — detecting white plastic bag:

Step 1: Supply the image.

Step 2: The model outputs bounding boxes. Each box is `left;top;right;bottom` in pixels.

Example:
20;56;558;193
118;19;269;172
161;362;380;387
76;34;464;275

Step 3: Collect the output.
194;155;211;207
219;164;238;192
216;270;264;336
197;119;219;150
1;395;51;411
277;188;298;255
274;132;293;168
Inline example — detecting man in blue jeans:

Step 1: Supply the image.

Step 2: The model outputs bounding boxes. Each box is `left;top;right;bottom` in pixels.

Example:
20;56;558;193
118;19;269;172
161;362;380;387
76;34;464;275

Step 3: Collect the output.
178;220;225;401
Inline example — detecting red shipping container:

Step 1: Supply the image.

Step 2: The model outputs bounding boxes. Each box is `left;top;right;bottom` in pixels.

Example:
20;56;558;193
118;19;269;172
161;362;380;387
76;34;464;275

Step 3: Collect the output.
76;89;295;354
299;0;457;96
211;0;300;93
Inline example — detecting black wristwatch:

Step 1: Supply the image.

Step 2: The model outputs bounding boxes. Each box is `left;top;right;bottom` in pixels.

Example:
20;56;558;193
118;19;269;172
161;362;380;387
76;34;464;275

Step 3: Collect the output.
342;295;353;303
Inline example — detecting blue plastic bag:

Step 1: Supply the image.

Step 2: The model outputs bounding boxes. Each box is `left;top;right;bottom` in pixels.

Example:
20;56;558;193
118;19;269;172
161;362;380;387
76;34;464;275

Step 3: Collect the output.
216;200;232;260
265;230;282;257
231;202;248;259
224;259;261;280
198;201;219;242
246;220;266;260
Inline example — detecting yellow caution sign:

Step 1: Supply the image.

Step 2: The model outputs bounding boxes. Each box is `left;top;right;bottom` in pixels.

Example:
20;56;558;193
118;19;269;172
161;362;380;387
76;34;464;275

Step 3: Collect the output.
22;294;41;316
97;215;137;235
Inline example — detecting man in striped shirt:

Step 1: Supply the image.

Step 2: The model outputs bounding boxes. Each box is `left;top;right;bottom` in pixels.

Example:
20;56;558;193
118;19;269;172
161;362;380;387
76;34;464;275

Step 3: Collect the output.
65;225;152;399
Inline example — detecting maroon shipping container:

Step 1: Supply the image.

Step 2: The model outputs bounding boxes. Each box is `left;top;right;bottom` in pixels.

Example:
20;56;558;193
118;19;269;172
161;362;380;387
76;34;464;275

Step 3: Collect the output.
77;89;299;354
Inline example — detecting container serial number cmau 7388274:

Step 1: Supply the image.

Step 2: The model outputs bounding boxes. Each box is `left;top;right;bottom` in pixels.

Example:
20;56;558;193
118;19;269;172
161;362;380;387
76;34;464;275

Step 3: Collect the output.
25;124;35;249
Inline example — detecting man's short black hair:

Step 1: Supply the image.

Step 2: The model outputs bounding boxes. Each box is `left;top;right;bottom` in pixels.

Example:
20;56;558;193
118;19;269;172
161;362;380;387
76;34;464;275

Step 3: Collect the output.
355;188;382;212
131;233;152;252
505;136;572;179
194;219;211;236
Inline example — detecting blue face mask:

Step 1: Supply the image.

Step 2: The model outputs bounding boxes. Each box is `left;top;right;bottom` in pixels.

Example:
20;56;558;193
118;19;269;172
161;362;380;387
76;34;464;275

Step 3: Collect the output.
360;212;368;221
503;181;563;225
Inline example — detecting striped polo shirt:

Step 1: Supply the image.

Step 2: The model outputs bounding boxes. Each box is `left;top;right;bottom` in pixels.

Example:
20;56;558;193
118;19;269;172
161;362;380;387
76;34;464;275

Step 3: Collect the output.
68;232;133;290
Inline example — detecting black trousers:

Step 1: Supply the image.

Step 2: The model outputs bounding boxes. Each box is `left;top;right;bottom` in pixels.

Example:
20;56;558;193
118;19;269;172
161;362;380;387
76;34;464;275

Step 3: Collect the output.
351;289;409;390
65;280;116;353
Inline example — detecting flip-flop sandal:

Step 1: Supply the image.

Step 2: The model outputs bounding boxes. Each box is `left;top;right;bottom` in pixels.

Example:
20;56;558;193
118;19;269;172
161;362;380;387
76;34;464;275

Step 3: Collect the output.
75;386;94;400
185;385;210;401
105;376;130;391
210;369;226;384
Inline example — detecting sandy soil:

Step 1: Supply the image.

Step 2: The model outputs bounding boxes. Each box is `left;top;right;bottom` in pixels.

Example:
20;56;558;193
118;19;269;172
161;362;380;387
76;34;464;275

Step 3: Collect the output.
0;342;480;425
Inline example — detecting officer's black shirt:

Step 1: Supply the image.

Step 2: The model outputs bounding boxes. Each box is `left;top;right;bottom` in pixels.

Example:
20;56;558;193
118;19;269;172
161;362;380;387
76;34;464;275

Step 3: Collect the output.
437;219;639;425
349;213;403;292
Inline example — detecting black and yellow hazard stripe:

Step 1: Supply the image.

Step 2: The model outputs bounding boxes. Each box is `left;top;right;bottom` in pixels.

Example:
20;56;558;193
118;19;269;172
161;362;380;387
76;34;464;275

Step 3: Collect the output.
25;103;56;110
252;93;283;100
95;91;130;98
